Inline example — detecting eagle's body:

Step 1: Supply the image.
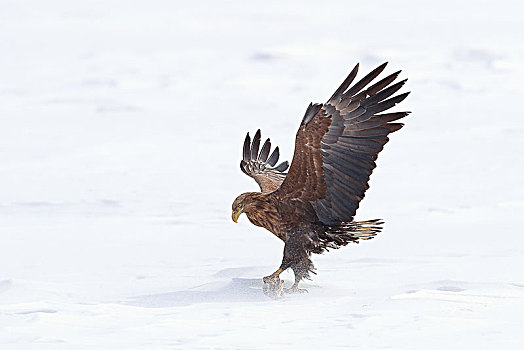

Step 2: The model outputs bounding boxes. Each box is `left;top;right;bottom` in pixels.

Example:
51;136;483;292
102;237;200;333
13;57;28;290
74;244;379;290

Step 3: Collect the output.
239;192;285;239
232;62;411;295
241;192;321;241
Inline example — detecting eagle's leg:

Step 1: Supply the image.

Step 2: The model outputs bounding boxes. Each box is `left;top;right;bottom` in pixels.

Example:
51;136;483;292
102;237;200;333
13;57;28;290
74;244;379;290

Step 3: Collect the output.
263;268;284;282
262;227;316;297
281;227;316;294
283;260;312;294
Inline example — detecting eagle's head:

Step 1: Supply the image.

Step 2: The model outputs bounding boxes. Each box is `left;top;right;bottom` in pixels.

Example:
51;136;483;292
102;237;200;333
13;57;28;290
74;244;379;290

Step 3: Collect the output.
231;192;258;223
231;193;248;223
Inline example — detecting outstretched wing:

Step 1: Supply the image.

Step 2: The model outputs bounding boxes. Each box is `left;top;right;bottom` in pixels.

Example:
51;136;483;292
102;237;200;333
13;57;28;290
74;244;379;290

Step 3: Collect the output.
240;129;289;193
275;62;410;225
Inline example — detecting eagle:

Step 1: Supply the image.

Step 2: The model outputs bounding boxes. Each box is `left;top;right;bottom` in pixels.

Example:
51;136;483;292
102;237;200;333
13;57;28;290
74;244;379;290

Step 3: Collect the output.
231;62;410;296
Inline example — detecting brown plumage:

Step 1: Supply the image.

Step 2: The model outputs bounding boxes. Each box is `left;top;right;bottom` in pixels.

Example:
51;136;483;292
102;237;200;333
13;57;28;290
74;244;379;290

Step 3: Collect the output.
231;62;411;295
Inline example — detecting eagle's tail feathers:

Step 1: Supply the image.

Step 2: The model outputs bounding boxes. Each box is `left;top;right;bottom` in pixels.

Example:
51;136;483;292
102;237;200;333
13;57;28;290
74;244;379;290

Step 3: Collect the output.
317;219;383;251
333;219;383;241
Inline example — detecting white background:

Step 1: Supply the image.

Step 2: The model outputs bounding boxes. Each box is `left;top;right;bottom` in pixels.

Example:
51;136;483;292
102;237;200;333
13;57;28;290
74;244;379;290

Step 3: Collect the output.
1;0;523;348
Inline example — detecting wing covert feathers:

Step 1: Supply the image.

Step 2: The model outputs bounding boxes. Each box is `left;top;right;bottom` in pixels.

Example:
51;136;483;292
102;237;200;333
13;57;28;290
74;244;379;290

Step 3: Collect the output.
276;62;411;225
240;130;289;193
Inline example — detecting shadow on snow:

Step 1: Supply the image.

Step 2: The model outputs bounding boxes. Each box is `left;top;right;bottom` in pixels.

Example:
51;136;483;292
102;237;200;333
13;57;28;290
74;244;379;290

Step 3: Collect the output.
124;278;269;307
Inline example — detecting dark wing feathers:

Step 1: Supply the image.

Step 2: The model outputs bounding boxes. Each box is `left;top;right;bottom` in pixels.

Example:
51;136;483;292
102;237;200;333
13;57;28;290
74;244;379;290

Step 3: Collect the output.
328;64;359;103
273;161;289;172
362;79;407;107
275;62;410;225
240;130;289;193
365;70;401;96
242;133;251;161
266;146;280;166
258;139;271;162
251;129;261;160
341;62;387;100
302;103;323;125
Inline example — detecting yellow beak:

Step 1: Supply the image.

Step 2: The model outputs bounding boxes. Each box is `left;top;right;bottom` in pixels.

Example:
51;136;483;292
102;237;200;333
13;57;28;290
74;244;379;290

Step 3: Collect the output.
232;209;242;223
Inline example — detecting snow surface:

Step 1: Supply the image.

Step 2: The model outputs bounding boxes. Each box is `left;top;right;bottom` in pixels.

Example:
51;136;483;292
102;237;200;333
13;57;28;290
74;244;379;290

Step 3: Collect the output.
1;0;524;348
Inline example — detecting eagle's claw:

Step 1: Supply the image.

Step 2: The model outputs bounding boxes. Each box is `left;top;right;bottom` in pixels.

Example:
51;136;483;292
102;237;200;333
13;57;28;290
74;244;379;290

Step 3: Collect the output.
284;285;308;294
262;276;284;298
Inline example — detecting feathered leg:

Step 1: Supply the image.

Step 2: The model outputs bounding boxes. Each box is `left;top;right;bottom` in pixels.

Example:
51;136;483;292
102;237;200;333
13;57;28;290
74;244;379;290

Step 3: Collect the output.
263;227;315;297
286;259;313;294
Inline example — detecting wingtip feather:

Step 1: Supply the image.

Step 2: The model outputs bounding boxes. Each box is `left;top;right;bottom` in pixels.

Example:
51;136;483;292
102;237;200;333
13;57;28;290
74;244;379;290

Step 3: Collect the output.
251;130;261;160
243;132;251;161
267;146;280;166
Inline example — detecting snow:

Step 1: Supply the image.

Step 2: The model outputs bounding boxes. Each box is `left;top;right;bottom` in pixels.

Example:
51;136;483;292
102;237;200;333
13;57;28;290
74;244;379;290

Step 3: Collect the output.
1;0;523;348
